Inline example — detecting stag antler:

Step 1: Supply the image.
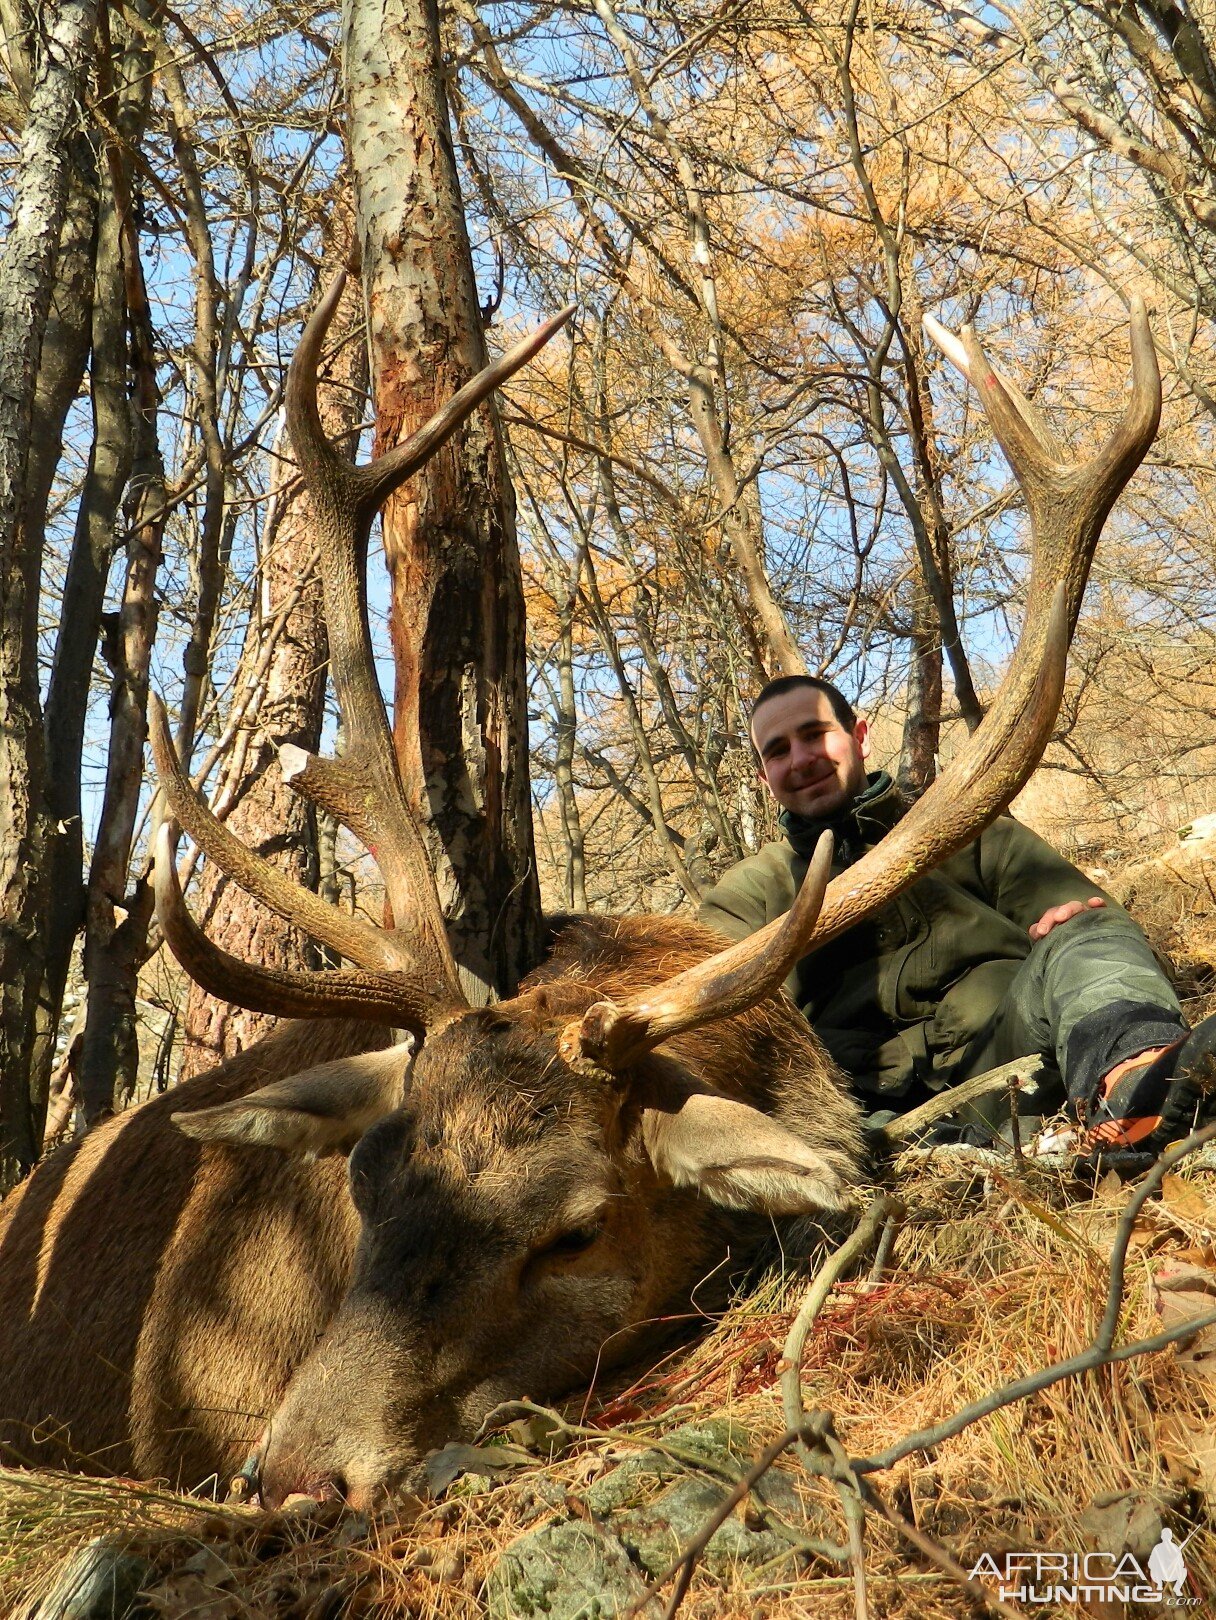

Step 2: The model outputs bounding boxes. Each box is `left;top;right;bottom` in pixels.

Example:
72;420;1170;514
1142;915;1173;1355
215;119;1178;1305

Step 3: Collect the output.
153;276;575;1028
565;299;1161;1071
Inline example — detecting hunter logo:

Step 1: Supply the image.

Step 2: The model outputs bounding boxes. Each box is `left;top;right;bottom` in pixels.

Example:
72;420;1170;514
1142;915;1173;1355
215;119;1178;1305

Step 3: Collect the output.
969;1530;1200;1607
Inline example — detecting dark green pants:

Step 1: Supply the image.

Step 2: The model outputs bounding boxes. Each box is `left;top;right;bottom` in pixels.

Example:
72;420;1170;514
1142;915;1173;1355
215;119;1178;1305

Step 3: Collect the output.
941;905;1185;1140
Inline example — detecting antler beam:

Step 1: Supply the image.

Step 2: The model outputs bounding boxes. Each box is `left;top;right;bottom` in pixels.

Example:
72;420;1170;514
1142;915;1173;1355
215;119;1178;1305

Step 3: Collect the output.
153;826;451;1033
560;832;835;1070
561;300;1160;1071
151;286;575;1027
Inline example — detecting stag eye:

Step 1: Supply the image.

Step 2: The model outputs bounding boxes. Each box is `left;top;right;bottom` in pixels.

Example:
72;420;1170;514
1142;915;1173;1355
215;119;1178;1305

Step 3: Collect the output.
539;1221;603;1259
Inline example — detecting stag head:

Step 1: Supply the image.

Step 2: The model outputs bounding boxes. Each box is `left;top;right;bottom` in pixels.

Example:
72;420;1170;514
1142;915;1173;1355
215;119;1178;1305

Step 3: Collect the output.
152;286;1160;1506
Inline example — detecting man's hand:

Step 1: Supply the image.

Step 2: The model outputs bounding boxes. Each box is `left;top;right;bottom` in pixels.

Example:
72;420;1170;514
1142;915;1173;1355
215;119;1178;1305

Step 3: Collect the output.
1028;896;1106;941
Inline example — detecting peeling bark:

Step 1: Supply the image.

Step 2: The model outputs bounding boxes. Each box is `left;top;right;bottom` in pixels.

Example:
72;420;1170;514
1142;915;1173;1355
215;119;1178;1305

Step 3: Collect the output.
343;0;542;1002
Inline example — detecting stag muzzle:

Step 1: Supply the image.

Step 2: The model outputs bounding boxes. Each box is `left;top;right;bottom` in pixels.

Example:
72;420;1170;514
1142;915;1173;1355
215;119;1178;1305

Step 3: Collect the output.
256;1300;463;1510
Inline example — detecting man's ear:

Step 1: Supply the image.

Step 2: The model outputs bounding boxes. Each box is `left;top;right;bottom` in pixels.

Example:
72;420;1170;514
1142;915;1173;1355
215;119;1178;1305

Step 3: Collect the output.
173;1040;415;1158
755;760;776;802
642;1091;854;1215
854;715;871;760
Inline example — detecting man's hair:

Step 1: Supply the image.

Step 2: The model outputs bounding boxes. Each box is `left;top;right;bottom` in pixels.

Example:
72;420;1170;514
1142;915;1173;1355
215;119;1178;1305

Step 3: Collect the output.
750;674;858;740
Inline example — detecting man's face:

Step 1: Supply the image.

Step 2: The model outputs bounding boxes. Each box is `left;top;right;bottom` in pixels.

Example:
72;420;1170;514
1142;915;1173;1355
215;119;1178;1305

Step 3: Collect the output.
751;688;871;819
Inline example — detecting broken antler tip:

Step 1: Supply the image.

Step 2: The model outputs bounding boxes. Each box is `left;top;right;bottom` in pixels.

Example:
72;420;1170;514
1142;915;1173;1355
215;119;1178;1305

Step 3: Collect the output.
278;743;310;782
923;312;972;379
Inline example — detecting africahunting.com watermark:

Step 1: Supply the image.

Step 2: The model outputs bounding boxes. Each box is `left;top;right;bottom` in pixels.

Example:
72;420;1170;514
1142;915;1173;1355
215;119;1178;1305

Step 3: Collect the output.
968;1530;1202;1607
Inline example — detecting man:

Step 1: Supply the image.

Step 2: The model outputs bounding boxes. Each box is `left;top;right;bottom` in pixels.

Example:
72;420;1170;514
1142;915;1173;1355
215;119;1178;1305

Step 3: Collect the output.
698;674;1216;1151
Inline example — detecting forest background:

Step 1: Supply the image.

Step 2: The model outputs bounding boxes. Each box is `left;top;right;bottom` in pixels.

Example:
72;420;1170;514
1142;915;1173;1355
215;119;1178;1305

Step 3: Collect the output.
0;0;1214;1192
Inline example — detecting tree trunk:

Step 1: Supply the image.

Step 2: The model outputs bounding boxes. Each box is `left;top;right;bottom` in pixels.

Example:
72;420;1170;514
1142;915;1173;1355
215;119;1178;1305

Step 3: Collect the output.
76;108;168;1125
22;134;98;1139
0;0;97;1186
897;577;944;800
179;238;366;1080
343;0;542;1002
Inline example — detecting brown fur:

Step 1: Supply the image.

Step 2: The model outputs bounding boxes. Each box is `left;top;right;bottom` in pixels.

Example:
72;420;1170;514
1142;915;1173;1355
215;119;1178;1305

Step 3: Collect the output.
0;918;863;1498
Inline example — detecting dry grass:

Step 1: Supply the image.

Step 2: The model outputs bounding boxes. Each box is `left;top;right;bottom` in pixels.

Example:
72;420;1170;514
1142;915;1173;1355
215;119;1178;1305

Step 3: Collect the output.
4;1156;1215;1619
1104;838;1216;1005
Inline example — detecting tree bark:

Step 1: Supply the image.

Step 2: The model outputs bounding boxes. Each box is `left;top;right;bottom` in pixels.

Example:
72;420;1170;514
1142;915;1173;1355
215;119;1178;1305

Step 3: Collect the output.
22;133;98;1138
0;0;97;1186
179;241;366;1080
76;95;168;1124
343;0;542;1002
897;577;944;799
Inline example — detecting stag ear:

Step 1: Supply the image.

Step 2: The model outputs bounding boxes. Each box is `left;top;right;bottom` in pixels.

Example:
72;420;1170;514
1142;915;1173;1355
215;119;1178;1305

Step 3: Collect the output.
173;1041;415;1158
642;1092;853;1215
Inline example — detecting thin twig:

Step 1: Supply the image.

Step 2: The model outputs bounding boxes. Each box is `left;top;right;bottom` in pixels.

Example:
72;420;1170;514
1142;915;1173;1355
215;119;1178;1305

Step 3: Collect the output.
776;1205;901;1620
1008;1073;1024;1163
1098;1118;1216;1350
867;1489;1025;1620
825;1430;869;1620
780;1196;903;1438
864;1212;899;1287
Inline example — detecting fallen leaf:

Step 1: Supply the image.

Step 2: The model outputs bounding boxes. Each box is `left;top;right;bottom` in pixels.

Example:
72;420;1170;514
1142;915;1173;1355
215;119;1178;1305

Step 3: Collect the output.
1078;1491;1163;1560
1175;1245;1216;1266
1161;1174;1216;1229
504;1410;567;1453
424;1440;535;1497
1158;1412;1216;1499
1153;1261;1216;1387
1096;1169;1125;1203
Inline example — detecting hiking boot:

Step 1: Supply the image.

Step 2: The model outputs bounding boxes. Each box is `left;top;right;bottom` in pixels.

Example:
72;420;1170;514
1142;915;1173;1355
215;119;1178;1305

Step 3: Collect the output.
1081;1012;1216;1153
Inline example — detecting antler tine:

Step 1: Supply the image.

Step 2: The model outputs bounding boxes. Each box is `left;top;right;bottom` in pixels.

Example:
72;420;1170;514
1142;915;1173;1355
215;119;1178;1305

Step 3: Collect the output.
930;299;1160;628
1089;297;1161;490
560;831;835;1071
281;287;575;1002
354;304;577;517
149;694;414;976
153;825;448;1034
283;268;360;499
923;311;1065;461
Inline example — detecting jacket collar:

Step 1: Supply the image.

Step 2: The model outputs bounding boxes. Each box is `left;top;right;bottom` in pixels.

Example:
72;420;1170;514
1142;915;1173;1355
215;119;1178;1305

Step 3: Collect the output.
779;771;904;864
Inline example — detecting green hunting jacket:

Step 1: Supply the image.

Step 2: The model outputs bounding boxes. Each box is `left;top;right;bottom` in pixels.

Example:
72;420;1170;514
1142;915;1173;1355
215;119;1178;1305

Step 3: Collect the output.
697;772;1122;1100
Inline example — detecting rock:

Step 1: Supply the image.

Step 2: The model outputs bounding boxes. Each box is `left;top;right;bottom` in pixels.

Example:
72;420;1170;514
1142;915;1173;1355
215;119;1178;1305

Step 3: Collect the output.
513;1476;569;1524
486;1519;659;1619
583;1417;743;1516
179;1546;236;1586
489;1416;817;1614
614;1475;795;1581
23;1540;150;1620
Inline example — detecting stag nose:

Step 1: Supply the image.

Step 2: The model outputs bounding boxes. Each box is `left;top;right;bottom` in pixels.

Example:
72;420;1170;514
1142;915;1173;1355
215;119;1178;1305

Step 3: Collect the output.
260;1448;383;1513
259;1370;459;1510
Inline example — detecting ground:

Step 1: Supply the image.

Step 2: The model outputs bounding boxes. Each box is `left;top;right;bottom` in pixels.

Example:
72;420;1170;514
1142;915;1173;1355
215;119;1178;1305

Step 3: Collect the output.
5;1144;1216;1619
